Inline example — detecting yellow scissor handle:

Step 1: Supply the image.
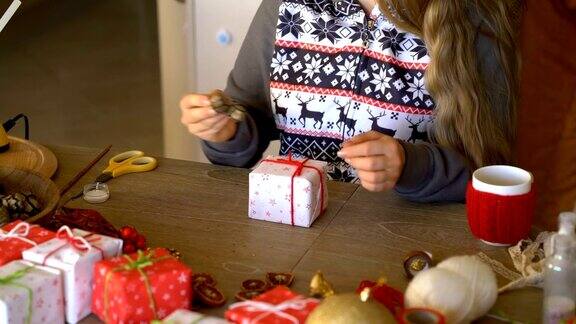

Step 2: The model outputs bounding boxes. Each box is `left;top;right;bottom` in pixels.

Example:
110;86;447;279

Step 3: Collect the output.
103;150;145;174
109;156;158;178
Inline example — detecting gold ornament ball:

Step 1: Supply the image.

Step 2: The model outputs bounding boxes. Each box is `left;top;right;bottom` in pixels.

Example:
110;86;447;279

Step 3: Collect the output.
306;293;396;324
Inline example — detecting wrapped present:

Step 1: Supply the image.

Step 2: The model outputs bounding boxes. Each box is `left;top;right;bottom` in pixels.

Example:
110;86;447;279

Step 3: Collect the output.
22;226;123;323
0;260;64;324
249;155;328;227
0;221;55;266
226;286;319;324
92;248;193;324
161;309;228;324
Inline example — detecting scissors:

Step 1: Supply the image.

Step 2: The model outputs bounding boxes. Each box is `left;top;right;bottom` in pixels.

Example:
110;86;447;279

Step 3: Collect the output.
68;150;158;201
94;150;158;183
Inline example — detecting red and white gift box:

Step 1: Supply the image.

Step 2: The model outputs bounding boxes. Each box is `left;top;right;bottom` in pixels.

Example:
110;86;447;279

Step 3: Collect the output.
226;286;319;324
92;248;193;324
249;155;328;227
0;221;55;266
0;260;65;324
22;226;123;323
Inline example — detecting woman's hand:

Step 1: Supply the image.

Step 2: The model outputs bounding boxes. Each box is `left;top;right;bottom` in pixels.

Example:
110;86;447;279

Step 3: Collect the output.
179;94;238;143
338;131;406;192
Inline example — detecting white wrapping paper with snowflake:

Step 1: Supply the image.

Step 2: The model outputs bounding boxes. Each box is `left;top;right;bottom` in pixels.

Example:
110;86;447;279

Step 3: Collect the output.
249;155;328;228
0;260;65;324
22;226;123;323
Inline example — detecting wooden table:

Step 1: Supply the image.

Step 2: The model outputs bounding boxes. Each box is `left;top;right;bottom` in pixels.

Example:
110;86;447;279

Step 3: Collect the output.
48;145;542;323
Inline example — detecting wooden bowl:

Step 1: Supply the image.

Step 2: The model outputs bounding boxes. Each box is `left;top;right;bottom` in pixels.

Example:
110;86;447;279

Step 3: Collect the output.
0;166;60;223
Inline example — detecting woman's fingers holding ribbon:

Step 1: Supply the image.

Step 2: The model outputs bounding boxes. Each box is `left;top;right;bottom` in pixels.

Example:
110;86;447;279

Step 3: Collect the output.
338;131;405;192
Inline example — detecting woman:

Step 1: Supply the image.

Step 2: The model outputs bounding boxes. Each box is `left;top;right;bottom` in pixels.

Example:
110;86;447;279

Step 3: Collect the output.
180;0;520;202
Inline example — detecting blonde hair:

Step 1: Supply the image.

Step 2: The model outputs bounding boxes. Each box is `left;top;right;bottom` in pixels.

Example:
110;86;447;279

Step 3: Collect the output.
378;0;521;168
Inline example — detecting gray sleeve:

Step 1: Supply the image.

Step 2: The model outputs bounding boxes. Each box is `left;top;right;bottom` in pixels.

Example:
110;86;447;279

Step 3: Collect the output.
394;141;470;202
394;18;509;202
202;0;282;168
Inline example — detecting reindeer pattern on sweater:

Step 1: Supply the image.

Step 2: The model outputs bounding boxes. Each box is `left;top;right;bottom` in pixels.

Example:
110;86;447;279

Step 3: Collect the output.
269;0;435;182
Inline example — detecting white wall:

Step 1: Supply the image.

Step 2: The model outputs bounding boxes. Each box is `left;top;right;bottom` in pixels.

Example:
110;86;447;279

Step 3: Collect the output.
157;0;200;161
159;0;276;162
193;0;261;93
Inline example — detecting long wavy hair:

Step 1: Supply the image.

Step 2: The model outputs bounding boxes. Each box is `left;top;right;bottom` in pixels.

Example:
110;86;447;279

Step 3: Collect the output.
378;0;521;168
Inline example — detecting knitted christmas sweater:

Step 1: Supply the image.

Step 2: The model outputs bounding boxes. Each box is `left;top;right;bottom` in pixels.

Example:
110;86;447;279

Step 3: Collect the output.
202;0;509;202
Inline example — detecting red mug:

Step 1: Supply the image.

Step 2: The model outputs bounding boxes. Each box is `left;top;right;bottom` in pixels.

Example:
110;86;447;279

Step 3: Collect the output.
466;165;535;246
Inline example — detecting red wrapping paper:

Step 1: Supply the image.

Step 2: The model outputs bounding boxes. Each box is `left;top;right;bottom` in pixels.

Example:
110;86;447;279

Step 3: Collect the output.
34;207;120;238
92;248;193;323
226;286;319;324
0;220;55;266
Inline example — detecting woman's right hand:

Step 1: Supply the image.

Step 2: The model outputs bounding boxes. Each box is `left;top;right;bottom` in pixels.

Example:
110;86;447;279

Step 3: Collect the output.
179;94;238;143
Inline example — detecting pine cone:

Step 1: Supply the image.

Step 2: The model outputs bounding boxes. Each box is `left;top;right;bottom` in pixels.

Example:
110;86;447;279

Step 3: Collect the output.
0;207;9;226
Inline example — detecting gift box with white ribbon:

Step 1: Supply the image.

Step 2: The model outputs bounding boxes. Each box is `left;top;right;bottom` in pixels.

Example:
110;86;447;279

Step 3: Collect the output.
22;226;123;323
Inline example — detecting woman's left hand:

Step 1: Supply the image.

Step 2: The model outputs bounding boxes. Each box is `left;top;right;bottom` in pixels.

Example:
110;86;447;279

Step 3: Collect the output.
337;131;406;192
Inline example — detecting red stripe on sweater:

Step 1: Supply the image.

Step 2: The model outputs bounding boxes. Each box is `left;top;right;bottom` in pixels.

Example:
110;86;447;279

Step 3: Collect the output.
276;125;344;140
275;39;429;70
270;81;433;115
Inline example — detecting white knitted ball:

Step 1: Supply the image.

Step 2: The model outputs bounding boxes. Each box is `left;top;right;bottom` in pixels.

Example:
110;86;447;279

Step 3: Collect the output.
405;255;498;323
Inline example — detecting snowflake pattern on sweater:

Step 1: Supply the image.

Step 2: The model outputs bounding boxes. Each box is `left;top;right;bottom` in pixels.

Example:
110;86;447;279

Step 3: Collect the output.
270;0;435;182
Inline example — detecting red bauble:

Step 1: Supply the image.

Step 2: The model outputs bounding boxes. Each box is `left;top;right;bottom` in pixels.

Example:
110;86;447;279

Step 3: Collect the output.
135;234;147;250
123;242;137;254
119;226;138;241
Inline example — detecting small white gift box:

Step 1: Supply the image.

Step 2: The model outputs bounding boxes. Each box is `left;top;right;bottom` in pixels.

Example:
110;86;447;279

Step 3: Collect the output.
162;309;229;324
249;155;328;228
0;260;64;324
22;226;123;323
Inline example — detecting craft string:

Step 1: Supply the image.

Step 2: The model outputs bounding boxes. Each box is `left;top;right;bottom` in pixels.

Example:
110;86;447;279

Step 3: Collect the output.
41;226;103;265
0;222;38;247
476;252;521;282
0;266;34;324
103;250;171;323
477;232;551;293
229;296;318;324
261;153;326;225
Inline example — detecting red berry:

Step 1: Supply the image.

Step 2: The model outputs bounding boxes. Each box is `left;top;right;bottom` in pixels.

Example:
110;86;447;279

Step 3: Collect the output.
135;234;147;250
123;242;136;254
119;226;138;241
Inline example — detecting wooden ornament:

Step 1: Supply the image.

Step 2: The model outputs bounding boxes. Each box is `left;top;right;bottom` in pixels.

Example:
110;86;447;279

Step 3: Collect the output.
241;279;268;292
209;90;246;122
266;272;295;287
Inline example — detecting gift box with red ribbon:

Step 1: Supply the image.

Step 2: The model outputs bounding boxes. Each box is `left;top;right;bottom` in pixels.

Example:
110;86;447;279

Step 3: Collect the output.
92;248;193;324
22;226;123;323
249;155;328;227
0;220;55;266
0;260;65;324
226;286;319;324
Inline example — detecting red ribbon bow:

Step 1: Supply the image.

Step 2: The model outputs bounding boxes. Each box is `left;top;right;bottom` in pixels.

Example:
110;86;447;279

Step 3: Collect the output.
56;226;93;252
41;226;103;265
262;153;326;226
